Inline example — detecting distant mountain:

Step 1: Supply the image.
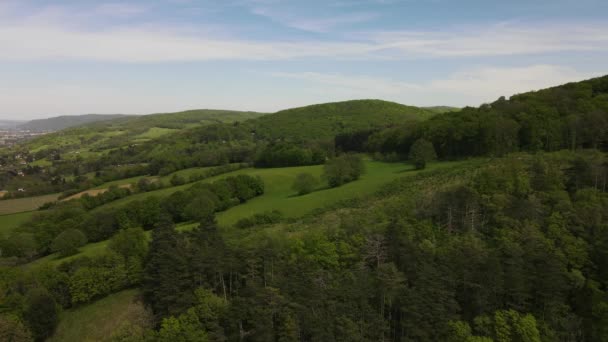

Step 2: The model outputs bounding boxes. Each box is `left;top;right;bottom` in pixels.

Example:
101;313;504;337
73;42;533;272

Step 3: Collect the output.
18;114;132;131
423;106;461;114
0;120;25;129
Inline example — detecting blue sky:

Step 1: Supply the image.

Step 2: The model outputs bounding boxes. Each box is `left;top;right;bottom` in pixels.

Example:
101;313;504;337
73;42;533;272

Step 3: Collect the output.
1;0;607;119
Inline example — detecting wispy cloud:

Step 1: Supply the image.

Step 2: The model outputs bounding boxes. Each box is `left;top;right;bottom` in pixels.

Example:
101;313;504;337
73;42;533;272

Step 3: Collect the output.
0;3;606;64
251;7;378;32
94;3;148;17
271;65;596;106
364;22;608;57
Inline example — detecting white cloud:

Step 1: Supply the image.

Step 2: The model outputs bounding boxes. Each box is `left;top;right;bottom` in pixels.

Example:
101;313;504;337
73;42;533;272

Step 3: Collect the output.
271;65;597;106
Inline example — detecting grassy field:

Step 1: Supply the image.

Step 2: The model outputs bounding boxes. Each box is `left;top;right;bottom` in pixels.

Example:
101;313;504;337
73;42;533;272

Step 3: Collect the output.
50;289;144;342
215;160;458;226
0;193;60;215
22;161;464;271
0;211;34;237
134;127;178;140
97;160;461;226
27;239;111;269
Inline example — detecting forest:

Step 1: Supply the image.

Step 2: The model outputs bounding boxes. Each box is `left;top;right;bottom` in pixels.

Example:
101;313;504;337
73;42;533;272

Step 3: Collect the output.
0;75;607;341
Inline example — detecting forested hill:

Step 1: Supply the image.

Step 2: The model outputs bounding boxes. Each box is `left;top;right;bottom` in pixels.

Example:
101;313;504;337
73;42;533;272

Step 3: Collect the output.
431;74;608;155
364;75;608;160
18;114;132;131
252;99;436;141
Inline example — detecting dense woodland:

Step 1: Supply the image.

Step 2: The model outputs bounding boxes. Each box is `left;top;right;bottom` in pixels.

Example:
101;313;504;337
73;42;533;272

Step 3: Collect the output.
0;75;608;341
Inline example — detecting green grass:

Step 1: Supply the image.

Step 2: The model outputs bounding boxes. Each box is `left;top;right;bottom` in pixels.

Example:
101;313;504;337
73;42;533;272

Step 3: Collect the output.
50;289;143;342
98;160;461;226
159;166;216;183
0;211;34;237
134;127;178;140
26;222;195;269
29;158;53;167
0;193;60;215
91;175;148;190
27;239;111;269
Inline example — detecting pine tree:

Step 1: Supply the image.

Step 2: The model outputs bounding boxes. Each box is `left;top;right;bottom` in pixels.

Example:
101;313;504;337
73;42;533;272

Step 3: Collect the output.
143;216;194;317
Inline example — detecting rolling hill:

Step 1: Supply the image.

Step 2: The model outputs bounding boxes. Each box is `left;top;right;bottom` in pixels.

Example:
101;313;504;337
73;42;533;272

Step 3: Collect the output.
252;99;436;141
18;114;132;131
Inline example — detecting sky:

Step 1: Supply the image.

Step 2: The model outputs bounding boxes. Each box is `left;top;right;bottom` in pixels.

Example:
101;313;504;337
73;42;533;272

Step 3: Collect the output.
0;0;607;119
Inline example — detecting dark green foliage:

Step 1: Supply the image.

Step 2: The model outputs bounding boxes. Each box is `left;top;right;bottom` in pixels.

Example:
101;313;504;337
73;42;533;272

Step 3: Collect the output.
408;138;437;169
292;173;318;195
143;219;193;317
255;143;325;167
323;154;365;187
23;289;59;341
50;229;87;257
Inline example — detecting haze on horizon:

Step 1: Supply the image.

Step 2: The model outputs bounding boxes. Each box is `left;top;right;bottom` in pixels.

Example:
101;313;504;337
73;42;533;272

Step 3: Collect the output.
1;0;607;120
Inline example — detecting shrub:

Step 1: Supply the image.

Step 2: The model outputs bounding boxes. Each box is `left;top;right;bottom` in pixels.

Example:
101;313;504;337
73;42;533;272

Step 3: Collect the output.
323;154;364;187
235;210;284;228
292;173;318;195
170;174;186;186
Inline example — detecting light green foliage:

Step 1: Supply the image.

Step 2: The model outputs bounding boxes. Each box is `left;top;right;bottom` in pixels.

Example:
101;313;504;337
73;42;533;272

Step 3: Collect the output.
408;138;437;169
156;313;208;342
51;229;87;257
291;172;318;195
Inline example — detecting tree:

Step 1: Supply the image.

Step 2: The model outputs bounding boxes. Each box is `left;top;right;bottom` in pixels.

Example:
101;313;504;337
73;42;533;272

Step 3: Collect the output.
23;289;59;341
323;154;364;187
292;173;318;195
50;229;87;257
409;138;437;169
143;217;193;316
184;194;216;222
109;227;148;260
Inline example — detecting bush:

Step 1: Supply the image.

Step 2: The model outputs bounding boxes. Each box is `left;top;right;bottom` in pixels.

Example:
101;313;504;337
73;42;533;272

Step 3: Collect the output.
292;173;318;195
170;174;186;186
323;154;365;187
235;210;284;228
51;229;87;257
408;138;437;169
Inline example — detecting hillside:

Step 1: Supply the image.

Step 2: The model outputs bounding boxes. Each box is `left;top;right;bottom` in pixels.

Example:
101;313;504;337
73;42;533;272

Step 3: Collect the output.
18;114;131;131
252;99;435;141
